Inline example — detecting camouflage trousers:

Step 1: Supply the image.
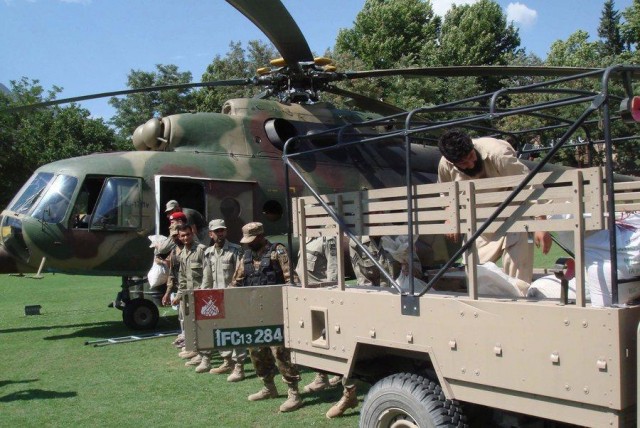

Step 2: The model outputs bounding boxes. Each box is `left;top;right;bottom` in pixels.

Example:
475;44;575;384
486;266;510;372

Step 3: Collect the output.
249;346;300;386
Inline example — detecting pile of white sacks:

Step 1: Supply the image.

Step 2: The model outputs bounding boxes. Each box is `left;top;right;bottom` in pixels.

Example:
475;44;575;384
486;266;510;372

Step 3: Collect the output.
527;212;640;307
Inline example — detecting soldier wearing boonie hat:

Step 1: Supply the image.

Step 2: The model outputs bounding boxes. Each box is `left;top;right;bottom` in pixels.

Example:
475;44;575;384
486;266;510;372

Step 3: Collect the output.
230;221;302;413
202;218;246;382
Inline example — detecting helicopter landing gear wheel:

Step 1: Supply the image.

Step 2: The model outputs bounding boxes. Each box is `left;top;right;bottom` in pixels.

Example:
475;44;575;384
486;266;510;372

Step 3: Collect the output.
122;298;159;330
359;373;467;428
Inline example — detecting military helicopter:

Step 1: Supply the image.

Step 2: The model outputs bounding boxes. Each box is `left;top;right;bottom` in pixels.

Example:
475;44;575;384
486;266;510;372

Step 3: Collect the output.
0;0;608;329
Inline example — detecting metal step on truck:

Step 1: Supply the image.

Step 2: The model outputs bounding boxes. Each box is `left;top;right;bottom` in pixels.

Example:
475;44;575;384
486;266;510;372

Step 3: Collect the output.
183;65;640;427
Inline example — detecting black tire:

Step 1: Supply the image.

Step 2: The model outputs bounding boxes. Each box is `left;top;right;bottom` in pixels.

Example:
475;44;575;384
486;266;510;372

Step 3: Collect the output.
359;373;467;428
122;298;159;330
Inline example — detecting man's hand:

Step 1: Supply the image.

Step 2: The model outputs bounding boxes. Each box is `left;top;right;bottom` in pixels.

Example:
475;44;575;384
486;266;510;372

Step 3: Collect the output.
161;293;171;306
534;231;552;254
171;295;181;306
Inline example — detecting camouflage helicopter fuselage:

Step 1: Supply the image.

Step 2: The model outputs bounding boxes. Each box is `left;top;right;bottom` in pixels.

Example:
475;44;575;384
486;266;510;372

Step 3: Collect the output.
0;98;442;276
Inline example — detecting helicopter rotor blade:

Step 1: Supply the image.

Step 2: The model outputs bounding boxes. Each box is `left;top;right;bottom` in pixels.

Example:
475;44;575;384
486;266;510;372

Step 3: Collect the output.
226;0;314;69
324;86;405;116
342;66;602;80
1;79;251;113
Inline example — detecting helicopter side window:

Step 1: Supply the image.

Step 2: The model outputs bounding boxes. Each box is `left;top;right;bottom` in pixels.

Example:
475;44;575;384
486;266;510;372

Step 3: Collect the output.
30;175;78;224
8;172;54;214
71;177;106;228
90;177;142;230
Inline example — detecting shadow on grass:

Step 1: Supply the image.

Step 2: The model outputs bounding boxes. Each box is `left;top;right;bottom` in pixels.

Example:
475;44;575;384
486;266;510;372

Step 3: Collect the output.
0;321;121;335
43;318;180;341
0;389;77;402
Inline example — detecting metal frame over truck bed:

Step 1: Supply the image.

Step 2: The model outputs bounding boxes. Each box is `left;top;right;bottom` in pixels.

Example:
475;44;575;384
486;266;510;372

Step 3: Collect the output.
184;65;640;427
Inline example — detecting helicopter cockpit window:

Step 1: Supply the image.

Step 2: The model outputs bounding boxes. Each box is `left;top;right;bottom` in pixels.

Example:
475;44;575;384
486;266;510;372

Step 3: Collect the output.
90;178;142;230
31;175;78;224
71;177;106;228
8;172;54;214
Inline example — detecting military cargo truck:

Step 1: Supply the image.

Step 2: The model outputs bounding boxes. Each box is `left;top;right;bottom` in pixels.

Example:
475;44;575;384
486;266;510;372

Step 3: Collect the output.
183;65;640;427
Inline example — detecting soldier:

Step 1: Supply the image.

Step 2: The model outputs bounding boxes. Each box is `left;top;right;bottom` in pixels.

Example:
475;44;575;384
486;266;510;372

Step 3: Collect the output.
295;236;338;284
230;222;303;413
437;129;552;284
165;199;208;244
349;235;398;286
171;224;209;372
201;219;246;382
155;224;187;350
295;236;358;418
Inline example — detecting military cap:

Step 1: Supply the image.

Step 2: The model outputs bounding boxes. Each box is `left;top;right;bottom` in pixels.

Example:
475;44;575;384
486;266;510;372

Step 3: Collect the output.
240;222;264;244
209;219;226;230
165;200;179;212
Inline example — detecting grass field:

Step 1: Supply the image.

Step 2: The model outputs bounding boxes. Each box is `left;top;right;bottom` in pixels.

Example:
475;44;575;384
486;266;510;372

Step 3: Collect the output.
0;247;565;427
0;274;365;427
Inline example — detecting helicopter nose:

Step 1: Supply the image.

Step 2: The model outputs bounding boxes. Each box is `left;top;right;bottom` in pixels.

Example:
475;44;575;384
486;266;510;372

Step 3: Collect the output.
0;244;27;274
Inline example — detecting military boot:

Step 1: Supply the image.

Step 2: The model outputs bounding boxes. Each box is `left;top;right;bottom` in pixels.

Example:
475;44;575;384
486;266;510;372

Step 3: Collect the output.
178;349;198;359
226;363;245;382
248;381;278;401
279;385;303;413
326;385;358;418
195;354;212;373
209;356;233;374
328;375;343;387
185;354;203;366
303;372;329;393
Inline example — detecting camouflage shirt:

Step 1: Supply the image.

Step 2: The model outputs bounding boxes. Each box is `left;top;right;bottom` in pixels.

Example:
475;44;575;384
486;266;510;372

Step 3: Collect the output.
231;241;294;286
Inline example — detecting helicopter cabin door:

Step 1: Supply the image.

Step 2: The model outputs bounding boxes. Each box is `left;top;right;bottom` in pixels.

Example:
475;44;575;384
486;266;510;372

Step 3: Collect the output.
157;176;255;243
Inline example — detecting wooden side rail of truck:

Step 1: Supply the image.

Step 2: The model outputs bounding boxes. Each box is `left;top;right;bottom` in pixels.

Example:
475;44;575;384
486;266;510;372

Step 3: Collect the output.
184;166;640;427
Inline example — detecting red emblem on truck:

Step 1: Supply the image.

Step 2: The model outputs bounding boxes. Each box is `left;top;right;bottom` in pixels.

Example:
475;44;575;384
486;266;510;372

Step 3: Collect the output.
194;289;225;320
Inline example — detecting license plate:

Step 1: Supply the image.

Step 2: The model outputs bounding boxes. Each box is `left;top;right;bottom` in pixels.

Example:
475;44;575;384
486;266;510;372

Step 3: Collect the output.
213;325;284;347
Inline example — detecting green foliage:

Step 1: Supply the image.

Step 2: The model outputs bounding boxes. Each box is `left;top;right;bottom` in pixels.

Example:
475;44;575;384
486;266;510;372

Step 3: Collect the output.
109;64;196;140
598;0;624;56
621;0;640;50
0;274;363;427
335;0;440;70
437;0;520;66
0;78;117;207
195;40;278;113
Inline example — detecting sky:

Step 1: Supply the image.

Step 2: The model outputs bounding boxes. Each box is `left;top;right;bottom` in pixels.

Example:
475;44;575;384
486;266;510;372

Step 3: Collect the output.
0;0;634;121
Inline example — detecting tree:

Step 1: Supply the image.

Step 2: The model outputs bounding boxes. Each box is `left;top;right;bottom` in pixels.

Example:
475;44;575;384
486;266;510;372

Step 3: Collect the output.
598;0;624;56
0;78;117;206
109;64;196;140
335;0;440;70
437;0;520;66
195;40;277;113
621;0;640;51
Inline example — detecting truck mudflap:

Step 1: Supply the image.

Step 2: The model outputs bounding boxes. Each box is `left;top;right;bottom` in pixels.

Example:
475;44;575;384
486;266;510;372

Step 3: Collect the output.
183;285;285;352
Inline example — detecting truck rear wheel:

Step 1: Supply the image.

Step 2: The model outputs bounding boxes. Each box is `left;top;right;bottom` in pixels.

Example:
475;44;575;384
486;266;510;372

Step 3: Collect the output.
122;298;159;330
359;373;467;428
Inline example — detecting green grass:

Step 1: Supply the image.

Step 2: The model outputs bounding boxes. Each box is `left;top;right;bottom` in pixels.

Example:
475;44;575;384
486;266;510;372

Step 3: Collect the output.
0;274;364;427
0;246;569;427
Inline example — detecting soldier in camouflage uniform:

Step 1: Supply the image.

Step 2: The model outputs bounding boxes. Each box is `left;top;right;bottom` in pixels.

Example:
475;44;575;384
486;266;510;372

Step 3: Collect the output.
296;236;359;418
349;236;398;286
201;219;246;382
230;222;302;413
171;224;209;372
295;236;338;284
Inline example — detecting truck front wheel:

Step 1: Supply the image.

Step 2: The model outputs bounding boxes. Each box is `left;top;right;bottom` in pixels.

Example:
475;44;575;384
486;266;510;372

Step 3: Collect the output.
359;373;467;428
